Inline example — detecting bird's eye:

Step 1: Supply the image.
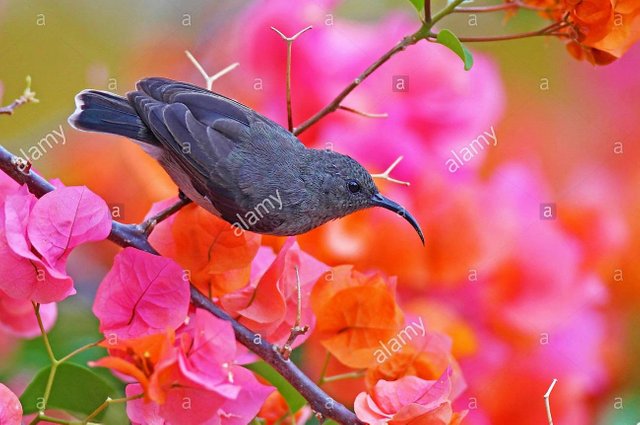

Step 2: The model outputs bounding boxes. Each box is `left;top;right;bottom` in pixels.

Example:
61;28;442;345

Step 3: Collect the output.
347;180;361;193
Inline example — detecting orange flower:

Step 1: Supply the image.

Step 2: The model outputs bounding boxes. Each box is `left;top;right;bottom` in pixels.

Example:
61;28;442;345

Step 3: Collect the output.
311;266;404;369
364;314;467;400
148;201;261;297
91;331;173;397
521;0;640;63
366;348;443;388
589;0;640;57
571;0;615;44
566;40;619;64
256;392;311;425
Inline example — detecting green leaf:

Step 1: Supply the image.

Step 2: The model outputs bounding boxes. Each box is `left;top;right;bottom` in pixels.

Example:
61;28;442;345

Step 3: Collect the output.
407;0;425;12
245;361;306;412
20;363;116;420
436;29;474;71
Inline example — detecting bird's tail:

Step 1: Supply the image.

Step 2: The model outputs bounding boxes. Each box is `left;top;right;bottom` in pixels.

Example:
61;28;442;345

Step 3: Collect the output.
68;90;157;144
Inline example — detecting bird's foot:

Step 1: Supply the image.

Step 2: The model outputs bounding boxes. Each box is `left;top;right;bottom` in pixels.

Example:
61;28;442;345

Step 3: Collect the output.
138;193;193;236
178;190;190;202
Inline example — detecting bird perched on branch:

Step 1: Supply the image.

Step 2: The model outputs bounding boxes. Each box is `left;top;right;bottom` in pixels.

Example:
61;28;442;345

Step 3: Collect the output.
68;77;424;244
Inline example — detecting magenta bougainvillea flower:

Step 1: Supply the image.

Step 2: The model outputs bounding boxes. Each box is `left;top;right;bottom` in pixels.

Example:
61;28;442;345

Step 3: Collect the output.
0;384;22;425
93;247;190;340
221;237;329;348
0;181;111;304
354;368;467;425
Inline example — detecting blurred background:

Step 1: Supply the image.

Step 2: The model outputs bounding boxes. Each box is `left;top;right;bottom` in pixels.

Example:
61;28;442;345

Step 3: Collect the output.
1;0;639;424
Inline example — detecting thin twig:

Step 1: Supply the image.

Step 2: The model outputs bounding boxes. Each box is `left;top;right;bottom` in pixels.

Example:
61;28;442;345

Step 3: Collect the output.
454;1;556;13
431;22;569;43
278;266;309;360
30;302;104;423
370;156;410;186
271;25;313;132
431;0;467;25
321;370;366;383
30;412;78;425
82;393;143;424
0;76;39;116
57;340;102;364
0;144;362;425
31;302;58;416
33;303;56;363
293;24;430;135
425;0;432;23
185;50;239;91
544;378;558;425
317;351;332;385
338;105;388;119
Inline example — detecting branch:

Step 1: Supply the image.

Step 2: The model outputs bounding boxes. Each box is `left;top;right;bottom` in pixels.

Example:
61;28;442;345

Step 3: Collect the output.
277;266;309;360
430;22;569;43
82;394;142;425
337;105;388;119
371;156;410;186
271;25;313;132
453;1;556;13
544;378;557;425
0;76;39;115
425;0;432;23
0;144;362;425
430;0;467;25
185;50;239;91
293;25;429;135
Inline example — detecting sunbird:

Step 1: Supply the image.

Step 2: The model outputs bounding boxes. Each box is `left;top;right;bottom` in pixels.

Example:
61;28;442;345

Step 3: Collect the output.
69;77;424;244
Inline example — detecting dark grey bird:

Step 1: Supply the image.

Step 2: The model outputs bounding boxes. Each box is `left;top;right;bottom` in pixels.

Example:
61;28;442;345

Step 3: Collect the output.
68;77;424;244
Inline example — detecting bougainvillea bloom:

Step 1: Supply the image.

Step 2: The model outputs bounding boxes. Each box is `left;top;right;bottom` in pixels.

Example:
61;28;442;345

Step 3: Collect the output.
92;331;171;395
0;384;22;425
365;315;467;401
93;247;190;340
0;289;56;338
523;0;640;63
354;368;467;425
222;237;328;348
148;200;261;298
94;309;273;424
256;391;312;425
0;185;111;303
311;265;404;368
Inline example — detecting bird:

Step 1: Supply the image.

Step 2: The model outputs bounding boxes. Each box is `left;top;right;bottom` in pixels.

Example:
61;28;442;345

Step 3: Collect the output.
68;77;424;244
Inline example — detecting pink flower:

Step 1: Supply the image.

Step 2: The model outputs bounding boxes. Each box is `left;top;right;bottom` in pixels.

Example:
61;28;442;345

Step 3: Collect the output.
0;289;56;338
0;383;22;425
93;247;190;340
0;185;111;303
121;309;274;425
355;368;467;425
314;15;504;181
0;166;19;201
366;312;467;401
473;164;607;333
221;238;329;348
226;1;503;178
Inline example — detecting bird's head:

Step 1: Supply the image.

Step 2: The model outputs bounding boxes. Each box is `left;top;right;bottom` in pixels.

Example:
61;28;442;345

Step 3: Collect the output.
310;150;425;245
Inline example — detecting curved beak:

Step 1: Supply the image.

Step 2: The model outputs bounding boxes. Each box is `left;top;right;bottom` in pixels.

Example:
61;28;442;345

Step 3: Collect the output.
371;193;425;245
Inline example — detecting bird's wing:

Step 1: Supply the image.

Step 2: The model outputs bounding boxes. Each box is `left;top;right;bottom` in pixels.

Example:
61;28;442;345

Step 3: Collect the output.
127;77;298;226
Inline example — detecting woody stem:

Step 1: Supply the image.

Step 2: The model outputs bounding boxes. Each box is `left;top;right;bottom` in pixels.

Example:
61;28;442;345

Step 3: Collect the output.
453;1;557;13
0;144;363;425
